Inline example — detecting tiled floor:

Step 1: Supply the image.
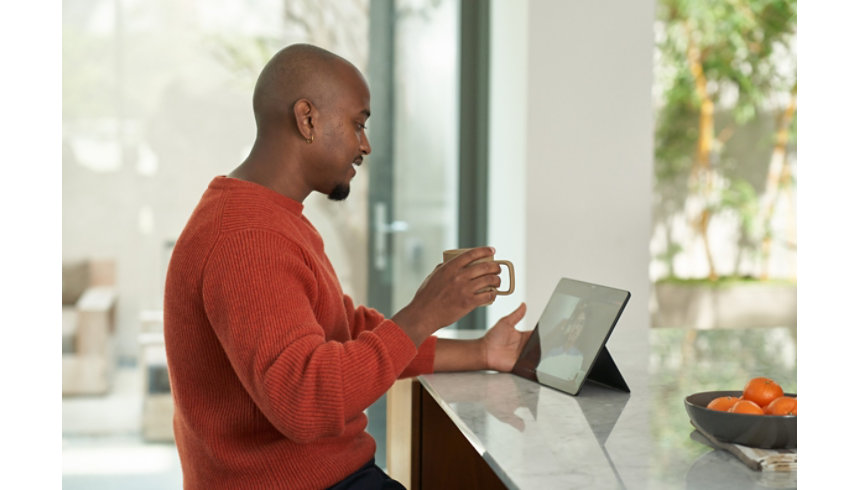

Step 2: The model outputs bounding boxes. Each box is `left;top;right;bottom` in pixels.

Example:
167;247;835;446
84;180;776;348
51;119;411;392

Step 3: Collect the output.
62;365;183;489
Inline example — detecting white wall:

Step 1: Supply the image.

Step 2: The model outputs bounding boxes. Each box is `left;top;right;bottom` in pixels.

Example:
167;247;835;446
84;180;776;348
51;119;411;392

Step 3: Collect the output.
489;1;654;372
486;0;529;327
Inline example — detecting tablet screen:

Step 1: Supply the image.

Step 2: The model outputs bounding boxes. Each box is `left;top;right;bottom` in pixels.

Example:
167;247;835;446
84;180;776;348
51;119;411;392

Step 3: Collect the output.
512;278;630;396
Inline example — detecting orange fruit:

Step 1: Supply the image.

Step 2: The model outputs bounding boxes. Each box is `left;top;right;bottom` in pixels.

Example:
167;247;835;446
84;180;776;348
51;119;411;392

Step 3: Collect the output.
706;396;741;412
765;396;797;416
742;377;784;408
729;399;765;415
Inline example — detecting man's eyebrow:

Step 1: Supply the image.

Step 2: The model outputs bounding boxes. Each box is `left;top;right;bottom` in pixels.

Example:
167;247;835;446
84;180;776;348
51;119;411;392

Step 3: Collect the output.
361;109;371;118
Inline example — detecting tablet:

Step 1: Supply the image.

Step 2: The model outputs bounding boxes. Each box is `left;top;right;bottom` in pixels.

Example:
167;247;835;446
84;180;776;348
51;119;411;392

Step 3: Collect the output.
511;278;631;396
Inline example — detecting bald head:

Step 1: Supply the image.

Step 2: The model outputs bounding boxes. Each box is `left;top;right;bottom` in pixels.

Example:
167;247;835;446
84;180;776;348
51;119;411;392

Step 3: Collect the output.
232;44;372;202
252;44;365;134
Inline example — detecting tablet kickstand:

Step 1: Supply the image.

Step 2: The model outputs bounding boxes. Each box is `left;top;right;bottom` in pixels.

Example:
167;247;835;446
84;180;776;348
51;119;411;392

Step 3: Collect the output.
586;347;630;393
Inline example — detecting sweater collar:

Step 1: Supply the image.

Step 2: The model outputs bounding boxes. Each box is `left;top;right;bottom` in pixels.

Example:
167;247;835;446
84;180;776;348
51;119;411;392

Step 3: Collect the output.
211;176;304;215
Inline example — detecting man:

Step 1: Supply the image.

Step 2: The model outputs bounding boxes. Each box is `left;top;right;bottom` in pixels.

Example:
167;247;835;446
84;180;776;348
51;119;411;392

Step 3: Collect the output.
164;43;531;489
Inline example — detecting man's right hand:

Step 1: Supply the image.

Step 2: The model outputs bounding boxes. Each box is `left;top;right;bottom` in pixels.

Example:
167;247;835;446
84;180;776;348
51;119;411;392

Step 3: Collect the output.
391;246;502;346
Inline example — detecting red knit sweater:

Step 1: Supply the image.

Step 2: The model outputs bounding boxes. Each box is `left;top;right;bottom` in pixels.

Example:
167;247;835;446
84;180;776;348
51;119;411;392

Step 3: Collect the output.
164;176;437;489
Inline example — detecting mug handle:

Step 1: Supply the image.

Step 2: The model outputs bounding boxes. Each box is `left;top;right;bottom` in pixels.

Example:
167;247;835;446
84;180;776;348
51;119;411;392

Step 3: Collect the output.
493;260;515;295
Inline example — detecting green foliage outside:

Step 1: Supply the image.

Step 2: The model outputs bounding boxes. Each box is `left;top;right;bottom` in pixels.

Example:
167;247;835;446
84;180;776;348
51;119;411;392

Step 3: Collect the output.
658;275;795;287
654;0;797;281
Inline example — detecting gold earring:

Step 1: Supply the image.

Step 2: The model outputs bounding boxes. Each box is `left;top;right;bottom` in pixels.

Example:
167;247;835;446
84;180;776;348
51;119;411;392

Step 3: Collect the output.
306;134;314;144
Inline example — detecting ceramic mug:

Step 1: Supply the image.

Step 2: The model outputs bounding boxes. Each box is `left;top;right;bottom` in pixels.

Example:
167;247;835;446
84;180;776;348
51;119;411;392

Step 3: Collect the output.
442;248;515;303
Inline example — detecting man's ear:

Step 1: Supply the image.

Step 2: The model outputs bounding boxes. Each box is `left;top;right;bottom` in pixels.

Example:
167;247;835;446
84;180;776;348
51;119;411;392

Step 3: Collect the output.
293;98;315;140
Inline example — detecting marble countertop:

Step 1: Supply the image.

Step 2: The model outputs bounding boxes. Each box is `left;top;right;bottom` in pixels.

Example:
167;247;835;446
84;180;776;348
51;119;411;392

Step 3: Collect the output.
419;326;797;490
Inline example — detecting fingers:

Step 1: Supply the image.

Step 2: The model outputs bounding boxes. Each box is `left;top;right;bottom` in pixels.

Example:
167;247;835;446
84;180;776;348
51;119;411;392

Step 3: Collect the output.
444;251;506;297
448;246;495;269
501;303;527;324
414;247;513;325
474;289;497;306
469;272;501;291
461;260;503;279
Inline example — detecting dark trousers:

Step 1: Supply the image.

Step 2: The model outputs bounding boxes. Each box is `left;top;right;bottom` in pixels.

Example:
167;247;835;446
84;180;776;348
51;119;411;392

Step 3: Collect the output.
327;459;406;490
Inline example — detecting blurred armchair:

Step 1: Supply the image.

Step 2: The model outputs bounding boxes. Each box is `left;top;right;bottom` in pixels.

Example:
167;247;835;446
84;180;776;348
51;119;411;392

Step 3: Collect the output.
62;259;118;395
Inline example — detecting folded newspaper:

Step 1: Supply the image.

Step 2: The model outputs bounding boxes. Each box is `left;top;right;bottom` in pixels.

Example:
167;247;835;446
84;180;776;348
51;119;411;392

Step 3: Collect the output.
689;419;797;472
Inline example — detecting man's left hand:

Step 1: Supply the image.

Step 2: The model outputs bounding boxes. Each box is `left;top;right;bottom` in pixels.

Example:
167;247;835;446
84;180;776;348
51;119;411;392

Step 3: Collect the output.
482;303;531;372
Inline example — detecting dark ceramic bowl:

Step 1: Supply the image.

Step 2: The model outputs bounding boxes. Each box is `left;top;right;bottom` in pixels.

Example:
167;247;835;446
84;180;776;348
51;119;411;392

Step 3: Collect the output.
685;390;797;449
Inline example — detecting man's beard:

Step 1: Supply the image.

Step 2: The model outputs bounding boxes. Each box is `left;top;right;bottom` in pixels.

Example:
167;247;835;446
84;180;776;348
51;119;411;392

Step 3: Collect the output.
327;183;350;201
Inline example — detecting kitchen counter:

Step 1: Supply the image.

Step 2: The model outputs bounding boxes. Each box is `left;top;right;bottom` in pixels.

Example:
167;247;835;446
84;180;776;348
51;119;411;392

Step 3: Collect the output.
387;326;797;489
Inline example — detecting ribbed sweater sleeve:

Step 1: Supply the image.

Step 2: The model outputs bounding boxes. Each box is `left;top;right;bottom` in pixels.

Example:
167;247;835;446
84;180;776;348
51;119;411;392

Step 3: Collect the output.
201;229;422;443
342;294;437;378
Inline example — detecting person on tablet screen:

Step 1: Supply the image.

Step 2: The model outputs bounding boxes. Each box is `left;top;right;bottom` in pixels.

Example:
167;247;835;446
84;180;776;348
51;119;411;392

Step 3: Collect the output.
163;43;532;490
536;300;591;386
536;300;613;389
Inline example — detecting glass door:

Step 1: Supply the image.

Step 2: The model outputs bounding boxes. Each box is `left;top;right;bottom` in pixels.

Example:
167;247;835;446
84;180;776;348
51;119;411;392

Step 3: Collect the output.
367;0;461;315
366;0;462;467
